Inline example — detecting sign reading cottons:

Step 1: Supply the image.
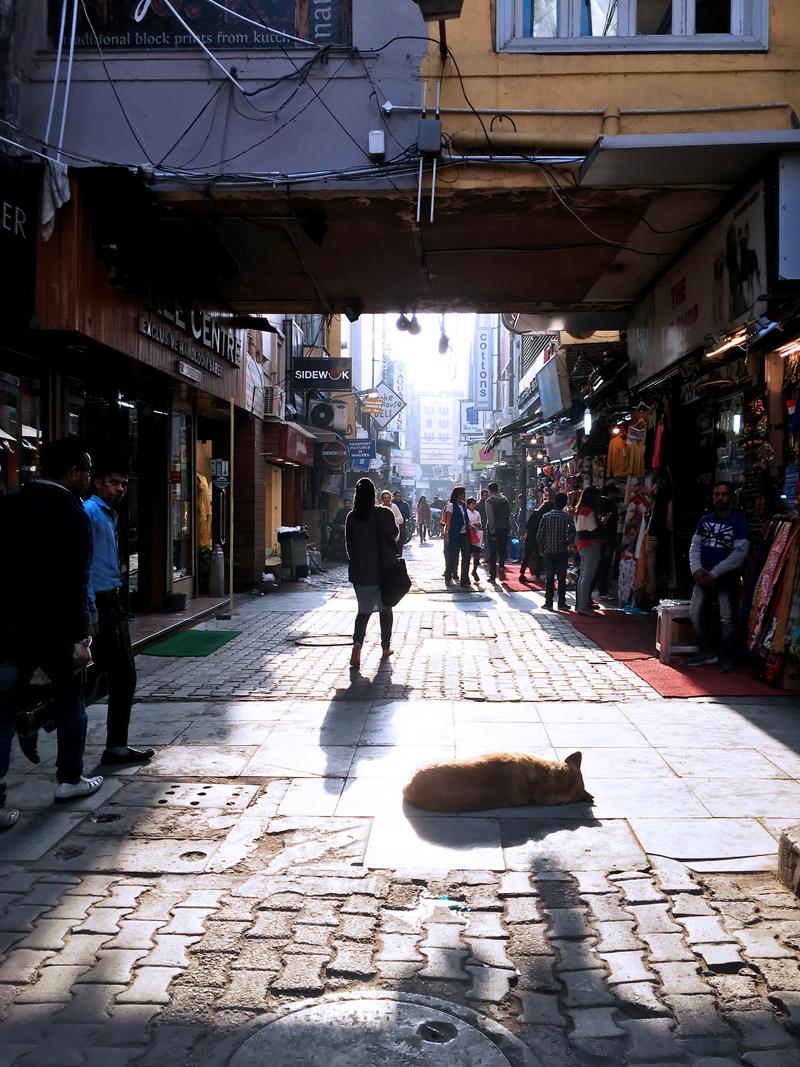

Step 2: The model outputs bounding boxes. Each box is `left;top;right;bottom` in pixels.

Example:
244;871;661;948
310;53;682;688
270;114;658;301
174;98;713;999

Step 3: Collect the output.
472;325;493;411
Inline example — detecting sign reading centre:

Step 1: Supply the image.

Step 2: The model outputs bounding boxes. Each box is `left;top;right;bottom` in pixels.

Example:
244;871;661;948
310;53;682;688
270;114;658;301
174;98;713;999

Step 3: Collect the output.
292;358;352;391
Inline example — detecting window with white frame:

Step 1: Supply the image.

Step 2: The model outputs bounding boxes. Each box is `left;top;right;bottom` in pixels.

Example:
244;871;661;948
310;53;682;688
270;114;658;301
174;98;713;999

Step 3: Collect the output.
498;0;767;51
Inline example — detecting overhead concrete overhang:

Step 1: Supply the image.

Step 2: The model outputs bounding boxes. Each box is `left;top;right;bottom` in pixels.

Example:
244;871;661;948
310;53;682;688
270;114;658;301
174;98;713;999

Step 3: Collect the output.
78;164;750;318
142;181;727;316
581;130;800;188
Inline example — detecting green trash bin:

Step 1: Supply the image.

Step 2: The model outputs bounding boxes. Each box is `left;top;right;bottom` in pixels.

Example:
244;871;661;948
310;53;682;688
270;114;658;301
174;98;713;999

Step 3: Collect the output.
278;528;309;579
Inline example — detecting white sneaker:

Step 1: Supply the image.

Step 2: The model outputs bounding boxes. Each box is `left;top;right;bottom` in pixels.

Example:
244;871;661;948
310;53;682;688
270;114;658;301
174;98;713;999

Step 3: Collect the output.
54;775;104;803
0;808;20;829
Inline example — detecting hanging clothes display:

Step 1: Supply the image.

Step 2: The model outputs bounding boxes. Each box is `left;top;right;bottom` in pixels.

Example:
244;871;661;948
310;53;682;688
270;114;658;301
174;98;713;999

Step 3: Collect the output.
745;516;800;684
606;432;627;477
616;480;653;607
625;424;646;477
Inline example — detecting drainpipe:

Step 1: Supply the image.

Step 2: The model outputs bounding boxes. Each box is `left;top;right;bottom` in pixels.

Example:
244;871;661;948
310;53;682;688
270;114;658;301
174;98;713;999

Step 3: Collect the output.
602;107;621;135
449;108;625;155
448;130;600;154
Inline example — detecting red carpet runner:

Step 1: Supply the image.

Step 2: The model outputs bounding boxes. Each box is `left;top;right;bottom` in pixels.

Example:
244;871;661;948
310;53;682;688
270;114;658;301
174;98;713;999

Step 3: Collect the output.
565;610;779;698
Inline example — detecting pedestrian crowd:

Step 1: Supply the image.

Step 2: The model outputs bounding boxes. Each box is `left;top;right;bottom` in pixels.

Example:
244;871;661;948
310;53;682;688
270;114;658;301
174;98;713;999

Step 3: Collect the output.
342;477;749;676
0;438;150;831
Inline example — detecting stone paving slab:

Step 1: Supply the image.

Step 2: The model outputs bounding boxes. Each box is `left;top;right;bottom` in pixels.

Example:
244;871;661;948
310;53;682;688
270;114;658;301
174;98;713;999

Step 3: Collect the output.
630;819;780;863
3;547;800;1064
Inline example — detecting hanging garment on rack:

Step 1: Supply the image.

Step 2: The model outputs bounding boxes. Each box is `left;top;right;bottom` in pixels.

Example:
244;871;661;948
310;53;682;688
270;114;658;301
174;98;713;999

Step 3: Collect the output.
617;556;637;607
625;424;646;477
606;434;627;477
748;521;794;652
770;538;800;653
651;419;665;470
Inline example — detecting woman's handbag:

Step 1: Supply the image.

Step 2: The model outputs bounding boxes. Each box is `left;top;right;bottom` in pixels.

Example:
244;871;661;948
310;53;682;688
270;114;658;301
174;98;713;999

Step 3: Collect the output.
380;554;411;607
375;511;412;607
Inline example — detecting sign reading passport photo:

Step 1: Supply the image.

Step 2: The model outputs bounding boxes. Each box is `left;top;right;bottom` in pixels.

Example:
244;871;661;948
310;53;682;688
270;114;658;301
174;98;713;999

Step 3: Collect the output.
57;0;351;50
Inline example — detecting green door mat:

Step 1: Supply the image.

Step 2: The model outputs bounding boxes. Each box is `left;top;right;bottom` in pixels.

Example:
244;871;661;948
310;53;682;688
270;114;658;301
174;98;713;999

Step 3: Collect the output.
141;630;242;657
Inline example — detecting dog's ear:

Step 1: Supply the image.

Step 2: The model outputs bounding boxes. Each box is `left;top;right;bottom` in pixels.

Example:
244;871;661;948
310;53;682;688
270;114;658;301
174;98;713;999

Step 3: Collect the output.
564;751;582;770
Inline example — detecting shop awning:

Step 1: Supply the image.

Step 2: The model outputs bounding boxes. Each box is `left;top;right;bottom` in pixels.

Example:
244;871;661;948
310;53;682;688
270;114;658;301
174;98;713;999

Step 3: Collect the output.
293;424;341;443
580;130;800;188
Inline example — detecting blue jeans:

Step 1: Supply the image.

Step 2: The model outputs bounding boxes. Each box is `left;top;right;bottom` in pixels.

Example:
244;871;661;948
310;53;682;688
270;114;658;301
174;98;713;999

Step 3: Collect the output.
445;532;471;585
0;654;87;799
577;543;601;610
690;579;738;663
487;529;508;579
543;552;569;606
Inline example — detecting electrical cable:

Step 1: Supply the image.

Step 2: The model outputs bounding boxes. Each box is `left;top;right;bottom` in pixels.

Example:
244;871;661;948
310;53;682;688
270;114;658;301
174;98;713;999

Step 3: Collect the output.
283;186;334;314
536;161;676;257
0;133;57;164
156;81;227;167
44;0;69;146
197;54;351;168
78;0;156;164
234;0;406;189
56;0;79;161
158;0;245;93
201;0;320;49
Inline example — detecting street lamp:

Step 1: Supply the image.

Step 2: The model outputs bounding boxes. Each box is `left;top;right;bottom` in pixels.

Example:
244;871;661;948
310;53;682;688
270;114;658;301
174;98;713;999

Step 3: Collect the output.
411;0;464;57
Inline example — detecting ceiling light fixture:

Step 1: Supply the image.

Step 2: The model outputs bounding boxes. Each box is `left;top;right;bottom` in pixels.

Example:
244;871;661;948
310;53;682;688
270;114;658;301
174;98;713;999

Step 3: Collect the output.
396;313;411;332
704;326;748;359
407;314;422;336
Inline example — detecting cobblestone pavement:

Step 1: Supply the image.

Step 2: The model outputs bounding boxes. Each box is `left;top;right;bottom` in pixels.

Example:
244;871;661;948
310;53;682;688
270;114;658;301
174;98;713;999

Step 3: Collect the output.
3;543;800;1064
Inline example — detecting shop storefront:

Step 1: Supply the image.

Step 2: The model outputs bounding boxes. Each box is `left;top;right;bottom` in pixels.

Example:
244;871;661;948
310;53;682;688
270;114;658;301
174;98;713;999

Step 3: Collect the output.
262;422;314;550
0;156;41;497
23;174;258;613
610;167;800;684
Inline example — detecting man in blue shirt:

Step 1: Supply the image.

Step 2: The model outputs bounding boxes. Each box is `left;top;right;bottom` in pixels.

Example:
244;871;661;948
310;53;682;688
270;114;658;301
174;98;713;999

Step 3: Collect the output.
686;481;749;673
85;461;153;766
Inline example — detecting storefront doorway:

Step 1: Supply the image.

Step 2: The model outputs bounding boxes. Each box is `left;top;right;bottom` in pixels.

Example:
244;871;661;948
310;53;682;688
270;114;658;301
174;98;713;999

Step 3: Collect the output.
0;367;40;495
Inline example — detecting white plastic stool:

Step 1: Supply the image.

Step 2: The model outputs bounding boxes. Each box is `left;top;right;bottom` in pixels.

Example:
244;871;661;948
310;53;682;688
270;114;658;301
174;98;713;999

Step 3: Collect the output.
655;601;698;665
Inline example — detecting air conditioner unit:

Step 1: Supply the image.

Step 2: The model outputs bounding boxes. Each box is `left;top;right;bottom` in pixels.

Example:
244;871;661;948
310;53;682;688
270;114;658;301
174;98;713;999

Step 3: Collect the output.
264;386;286;419
309;399;348;432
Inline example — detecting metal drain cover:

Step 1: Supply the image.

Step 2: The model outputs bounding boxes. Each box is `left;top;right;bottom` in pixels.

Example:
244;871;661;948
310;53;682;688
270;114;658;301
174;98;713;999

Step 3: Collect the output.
230;992;538;1067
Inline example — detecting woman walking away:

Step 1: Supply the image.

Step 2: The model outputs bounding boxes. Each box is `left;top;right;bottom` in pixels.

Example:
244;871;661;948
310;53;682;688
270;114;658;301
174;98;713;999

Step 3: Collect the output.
442;485;472;589
345;478;400;668
575;486;603;616
417;495;432;544
466;497;483;582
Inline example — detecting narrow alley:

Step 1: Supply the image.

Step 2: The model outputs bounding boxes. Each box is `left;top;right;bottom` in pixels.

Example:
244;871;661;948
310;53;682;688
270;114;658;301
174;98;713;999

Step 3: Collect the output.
2;544;800;1066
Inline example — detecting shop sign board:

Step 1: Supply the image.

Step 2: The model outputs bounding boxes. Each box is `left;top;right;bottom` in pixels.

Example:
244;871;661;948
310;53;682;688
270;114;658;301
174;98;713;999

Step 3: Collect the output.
460;400;484;438
629;182;768;384
472;443;496;469
347;440;376;460
292;358;352;391
321;439;349;467
472;325;494;411
58;0;349;50
536;352;571;420
0;155;38;324
284;426;312;466
370;381;405;429
177;360;202;384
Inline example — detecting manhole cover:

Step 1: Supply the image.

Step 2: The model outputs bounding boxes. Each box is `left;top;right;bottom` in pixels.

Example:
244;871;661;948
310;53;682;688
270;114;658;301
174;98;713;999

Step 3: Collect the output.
229;992;537;1067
